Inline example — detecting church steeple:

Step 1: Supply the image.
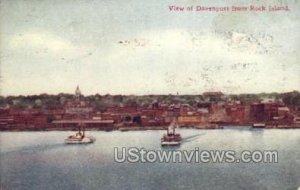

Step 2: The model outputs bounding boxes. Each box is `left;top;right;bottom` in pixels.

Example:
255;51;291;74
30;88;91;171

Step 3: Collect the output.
75;85;81;100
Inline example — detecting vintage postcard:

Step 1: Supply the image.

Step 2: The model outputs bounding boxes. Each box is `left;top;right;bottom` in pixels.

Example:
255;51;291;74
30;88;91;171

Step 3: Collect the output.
0;0;299;190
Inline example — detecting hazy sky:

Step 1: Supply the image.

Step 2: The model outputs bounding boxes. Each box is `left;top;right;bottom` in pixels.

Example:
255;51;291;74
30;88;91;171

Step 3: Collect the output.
0;0;299;95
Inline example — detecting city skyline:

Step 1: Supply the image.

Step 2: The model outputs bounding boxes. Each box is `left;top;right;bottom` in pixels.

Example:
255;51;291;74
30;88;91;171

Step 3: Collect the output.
1;0;299;96
0;85;299;97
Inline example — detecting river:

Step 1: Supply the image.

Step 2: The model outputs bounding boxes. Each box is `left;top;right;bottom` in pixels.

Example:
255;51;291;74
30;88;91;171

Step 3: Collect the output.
1;129;300;190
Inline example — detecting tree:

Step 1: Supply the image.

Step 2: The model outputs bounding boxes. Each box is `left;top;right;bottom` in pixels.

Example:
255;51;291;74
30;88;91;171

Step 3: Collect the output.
282;91;300;106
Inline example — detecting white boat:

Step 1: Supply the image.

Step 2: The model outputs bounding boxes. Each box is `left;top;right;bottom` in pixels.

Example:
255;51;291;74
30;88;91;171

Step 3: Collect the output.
65;133;96;144
161;140;181;146
161;120;181;146
252;123;266;128
65;123;96;144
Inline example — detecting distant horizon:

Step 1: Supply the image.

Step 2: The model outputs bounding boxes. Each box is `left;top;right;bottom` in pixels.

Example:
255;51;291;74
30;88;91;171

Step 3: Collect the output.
1;88;299;97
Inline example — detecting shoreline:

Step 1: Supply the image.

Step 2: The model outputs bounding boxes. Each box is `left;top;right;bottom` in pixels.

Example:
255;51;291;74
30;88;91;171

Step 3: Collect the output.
1;124;299;132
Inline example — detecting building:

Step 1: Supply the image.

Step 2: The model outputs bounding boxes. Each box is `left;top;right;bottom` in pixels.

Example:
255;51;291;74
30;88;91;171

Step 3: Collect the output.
203;91;224;102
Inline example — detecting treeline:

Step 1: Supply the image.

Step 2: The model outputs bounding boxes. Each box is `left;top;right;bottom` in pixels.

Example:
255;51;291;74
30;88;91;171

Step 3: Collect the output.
0;91;299;111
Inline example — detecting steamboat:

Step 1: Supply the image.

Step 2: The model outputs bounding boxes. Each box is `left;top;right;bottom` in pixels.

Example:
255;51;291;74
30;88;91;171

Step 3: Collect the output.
161;120;182;146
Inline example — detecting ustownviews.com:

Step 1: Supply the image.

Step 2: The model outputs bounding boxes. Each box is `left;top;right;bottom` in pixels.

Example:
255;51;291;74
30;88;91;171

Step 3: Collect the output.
114;147;278;164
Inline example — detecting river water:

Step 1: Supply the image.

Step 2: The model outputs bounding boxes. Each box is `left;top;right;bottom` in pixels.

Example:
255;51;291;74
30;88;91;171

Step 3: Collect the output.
1;129;300;190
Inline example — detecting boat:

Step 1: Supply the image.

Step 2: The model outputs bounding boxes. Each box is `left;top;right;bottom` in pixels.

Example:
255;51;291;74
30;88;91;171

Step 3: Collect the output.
65;134;96;144
65;123;96;144
161;120;182;146
252;123;266;128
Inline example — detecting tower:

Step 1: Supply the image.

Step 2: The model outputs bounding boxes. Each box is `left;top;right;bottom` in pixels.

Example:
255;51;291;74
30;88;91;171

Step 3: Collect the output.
75;85;81;101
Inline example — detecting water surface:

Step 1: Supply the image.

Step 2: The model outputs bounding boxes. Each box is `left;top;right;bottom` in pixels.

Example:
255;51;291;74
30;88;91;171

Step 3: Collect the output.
1;129;300;190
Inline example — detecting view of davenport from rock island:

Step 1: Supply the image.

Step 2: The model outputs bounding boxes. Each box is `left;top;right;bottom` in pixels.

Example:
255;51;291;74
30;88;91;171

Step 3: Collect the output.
1;86;300;131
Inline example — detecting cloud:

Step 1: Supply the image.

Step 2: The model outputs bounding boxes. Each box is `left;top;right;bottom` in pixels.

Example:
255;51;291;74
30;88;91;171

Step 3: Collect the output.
9;31;73;52
6;30;97;63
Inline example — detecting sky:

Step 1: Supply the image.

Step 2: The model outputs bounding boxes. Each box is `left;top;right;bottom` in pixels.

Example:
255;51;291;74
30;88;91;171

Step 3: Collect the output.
0;0;299;96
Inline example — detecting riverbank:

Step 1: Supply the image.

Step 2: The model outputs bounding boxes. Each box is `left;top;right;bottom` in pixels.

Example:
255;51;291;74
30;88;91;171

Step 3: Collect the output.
1;123;300;131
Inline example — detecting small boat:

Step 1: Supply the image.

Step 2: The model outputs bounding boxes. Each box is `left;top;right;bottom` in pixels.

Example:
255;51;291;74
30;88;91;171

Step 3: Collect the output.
65;123;96;144
161;120;181;146
65;133;96;144
252;123;266;128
